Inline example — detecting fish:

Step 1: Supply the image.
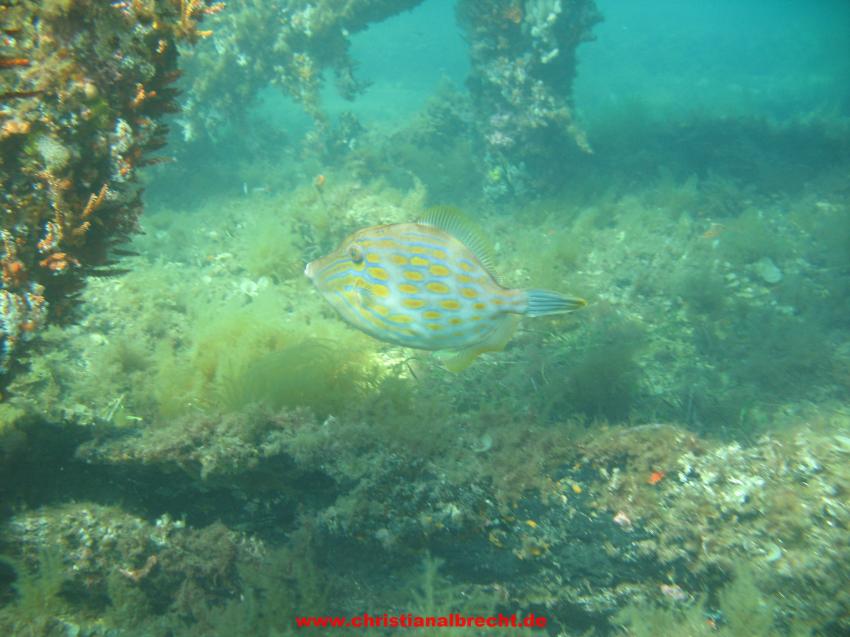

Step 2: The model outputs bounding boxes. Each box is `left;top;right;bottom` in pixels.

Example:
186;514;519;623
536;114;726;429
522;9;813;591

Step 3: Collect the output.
304;207;586;371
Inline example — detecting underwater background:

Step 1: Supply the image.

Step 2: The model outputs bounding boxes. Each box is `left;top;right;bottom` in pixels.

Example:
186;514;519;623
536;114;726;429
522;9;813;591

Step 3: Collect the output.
1;0;849;635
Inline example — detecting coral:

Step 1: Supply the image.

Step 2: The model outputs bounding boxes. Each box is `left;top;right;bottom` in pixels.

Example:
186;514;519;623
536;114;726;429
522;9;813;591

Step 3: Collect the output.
456;0;601;199
177;0;427;150
172;0;600;198
0;0;215;380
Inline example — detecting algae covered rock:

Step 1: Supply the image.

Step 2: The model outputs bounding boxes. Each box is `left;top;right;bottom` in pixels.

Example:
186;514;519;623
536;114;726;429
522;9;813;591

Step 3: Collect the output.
0;0;213;379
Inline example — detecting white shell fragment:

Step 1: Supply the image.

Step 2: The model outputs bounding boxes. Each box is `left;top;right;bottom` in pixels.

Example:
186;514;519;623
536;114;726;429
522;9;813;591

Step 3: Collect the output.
754;257;783;284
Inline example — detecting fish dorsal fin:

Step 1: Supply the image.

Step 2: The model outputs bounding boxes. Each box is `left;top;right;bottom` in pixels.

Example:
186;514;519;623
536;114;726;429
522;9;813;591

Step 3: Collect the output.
418;206;497;274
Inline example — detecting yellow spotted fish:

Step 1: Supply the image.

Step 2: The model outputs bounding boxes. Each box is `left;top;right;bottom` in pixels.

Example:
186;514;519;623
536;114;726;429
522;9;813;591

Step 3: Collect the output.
305;207;586;371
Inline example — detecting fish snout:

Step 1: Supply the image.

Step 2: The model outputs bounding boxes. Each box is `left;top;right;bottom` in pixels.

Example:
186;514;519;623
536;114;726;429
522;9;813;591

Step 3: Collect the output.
304;260;316;279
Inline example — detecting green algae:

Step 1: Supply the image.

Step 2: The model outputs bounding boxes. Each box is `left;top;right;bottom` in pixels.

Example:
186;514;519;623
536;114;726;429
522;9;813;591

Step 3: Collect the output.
217;339;377;418
157;319;381;420
239;220;304;282
614;565;815;637
0;547;68;636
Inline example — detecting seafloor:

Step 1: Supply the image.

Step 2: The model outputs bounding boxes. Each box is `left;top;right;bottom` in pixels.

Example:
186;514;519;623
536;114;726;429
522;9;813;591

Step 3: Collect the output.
1;102;849;636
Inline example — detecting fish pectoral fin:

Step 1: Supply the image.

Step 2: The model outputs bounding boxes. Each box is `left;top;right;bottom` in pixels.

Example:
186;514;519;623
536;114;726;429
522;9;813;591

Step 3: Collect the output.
441;315;521;373
355;284;377;309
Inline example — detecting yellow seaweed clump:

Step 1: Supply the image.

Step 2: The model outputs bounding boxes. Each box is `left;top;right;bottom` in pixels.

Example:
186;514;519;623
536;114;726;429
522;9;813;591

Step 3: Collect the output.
152;296;381;420
216;339;376;418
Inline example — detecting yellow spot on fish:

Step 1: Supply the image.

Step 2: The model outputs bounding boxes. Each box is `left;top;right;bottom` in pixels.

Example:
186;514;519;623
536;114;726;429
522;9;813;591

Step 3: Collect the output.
410;246;427;254
410;256;429;267
492;298;504;305
403;270;424;282
426;323;443;331
526;520;538;528
372;304;389;316
368;267;389;281
389;314;413;324
398;283;419;294
429;264;450;277
457;274;473;283
423;310;441;320
426;282;450;294
440;300;461;310
571;483;582;494
473;302;486;310
460;287;478;299
390;254;408;265
366;253;381;263
449;317;462;325
470;315;481;321
433;249;447;260
370;284;390;298
402;298;426;309
459;261;474;272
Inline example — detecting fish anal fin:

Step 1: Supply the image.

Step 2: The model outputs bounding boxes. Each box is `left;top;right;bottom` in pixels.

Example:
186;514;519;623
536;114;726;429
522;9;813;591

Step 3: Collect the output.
441;315;520;373
443;347;484;373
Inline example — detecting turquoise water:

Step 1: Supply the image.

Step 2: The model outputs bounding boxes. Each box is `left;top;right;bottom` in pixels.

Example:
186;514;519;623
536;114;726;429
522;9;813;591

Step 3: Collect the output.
576;0;850;120
1;1;849;636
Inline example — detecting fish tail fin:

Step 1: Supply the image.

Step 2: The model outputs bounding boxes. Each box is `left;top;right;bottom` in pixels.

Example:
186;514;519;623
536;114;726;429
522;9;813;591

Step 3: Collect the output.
523;289;587;317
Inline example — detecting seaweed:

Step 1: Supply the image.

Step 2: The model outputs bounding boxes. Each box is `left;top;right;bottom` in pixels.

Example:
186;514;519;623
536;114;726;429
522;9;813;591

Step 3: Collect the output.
716;207;791;265
716;566;776;635
0;547;69;636
672;266;729;315
216;339;376;418
721;307;833;397
614;598;713;637
151;293;381;419
614;564;813;636
405;553;505;637
535;312;647;423
238;212;305;283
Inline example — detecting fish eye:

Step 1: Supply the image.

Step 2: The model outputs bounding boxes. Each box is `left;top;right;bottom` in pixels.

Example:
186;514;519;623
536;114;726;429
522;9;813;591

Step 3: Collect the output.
348;244;364;264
